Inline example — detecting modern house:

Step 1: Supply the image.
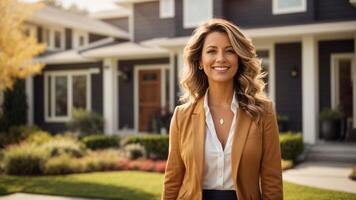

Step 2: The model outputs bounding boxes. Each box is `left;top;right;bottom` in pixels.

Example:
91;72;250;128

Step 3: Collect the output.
23;0;356;145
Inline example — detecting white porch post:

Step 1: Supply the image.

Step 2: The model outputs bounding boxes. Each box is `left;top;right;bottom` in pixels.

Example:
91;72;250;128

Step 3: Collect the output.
302;35;319;144
103;58;118;135
26;75;34;126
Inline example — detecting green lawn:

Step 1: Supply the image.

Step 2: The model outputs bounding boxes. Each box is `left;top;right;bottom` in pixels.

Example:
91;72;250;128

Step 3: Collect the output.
0;171;355;200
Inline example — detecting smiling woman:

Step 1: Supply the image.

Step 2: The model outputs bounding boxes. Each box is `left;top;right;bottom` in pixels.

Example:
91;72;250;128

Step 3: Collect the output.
162;18;283;200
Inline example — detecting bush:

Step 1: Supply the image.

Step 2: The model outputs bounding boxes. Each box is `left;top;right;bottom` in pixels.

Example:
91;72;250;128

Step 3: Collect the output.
25;131;53;145
279;132;303;161
281;160;294;171
124;143;146;160
67;108;104;135
0;125;41;148
349;166;356;181
44;154;83;175
122;135;169;159
81;150;120;172
81;134;120;150
3;143;48;175
41;137;86;158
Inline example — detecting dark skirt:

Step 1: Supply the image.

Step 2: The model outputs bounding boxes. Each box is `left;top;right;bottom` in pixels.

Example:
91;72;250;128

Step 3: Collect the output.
202;189;237;200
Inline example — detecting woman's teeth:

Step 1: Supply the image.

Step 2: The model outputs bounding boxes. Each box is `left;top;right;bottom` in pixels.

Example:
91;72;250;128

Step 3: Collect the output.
212;67;229;71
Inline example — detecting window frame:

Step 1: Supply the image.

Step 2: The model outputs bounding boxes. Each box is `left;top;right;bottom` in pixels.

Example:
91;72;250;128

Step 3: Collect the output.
72;30;89;49
272;0;307;15
44;70;91;122
160;0;175;18
183;0;213;28
42;27;65;51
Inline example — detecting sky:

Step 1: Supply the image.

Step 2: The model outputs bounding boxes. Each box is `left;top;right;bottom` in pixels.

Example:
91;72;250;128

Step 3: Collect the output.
21;0;120;13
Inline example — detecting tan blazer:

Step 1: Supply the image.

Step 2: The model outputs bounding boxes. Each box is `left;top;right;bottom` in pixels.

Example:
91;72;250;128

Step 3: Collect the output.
162;98;283;200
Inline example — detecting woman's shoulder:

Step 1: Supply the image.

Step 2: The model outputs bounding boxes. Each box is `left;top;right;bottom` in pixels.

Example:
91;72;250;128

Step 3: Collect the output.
259;97;274;115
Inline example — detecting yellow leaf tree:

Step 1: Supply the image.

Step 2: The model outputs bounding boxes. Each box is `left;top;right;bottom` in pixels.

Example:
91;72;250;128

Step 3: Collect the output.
0;0;46;92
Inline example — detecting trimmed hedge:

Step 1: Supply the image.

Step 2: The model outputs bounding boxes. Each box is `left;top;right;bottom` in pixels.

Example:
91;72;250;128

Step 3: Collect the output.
122;135;169;160
81;134;120;150
279;132;303;161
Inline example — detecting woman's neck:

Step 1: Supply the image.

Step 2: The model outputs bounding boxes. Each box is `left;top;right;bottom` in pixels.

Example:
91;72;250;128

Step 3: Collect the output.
207;82;234;107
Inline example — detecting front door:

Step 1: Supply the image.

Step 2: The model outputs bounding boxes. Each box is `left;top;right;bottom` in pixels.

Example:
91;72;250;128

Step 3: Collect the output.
138;69;161;132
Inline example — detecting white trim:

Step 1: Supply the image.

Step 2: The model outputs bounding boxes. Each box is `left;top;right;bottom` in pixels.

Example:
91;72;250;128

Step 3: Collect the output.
44;70;92;122
128;4;134;41
183;0;213;28
160;0;175;18
43;26;66;51
134;64;171;133
302;35;318;144
169;52;175;111
103;58;118;135
330;53;355;127
26;75;34;126
272;0;307;15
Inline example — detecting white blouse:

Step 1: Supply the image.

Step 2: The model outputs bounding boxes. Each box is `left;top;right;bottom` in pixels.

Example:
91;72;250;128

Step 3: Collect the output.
203;90;238;190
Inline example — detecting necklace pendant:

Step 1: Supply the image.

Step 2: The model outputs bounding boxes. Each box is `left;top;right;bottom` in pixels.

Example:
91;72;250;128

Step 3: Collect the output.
219;118;224;125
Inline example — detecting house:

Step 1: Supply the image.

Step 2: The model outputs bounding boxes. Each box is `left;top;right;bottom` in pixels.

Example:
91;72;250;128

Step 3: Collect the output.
24;0;356;145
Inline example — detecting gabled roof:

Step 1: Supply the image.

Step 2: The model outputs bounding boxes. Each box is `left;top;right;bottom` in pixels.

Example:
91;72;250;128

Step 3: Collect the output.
114;0;158;5
89;8;131;19
29;6;129;39
81;41;169;59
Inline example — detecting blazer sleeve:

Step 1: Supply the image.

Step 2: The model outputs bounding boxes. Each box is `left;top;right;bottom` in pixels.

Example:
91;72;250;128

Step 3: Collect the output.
260;101;283;200
162;107;185;200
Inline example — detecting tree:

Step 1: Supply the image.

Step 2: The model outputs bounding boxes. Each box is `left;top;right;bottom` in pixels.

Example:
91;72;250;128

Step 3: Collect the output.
0;0;46;92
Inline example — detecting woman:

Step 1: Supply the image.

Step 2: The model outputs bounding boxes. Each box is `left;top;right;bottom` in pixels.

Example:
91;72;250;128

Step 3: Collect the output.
162;18;283;200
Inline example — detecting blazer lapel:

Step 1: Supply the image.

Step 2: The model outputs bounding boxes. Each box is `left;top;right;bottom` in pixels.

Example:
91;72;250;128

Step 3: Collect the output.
192;99;206;189
231;108;252;183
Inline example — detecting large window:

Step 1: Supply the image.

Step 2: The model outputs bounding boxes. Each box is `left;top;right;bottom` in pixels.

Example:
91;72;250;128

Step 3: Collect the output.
160;0;175;18
183;0;213;28
45;71;90;122
272;0;306;15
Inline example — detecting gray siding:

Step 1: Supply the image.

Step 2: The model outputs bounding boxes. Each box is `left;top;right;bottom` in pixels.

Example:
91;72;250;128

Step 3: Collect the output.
319;39;354;112
316;0;356;21
134;1;175;42
275;42;302;132
34;62;103;133
103;17;129;32
118;58;170;129
89;33;107;43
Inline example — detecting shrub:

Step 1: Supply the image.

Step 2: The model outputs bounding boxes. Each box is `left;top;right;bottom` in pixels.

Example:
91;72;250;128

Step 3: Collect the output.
81;134;120;150
67;108;104;135
122;134;169;159
41;137;86;158
279;132;303;161
0;125;41;148
25;131;53;145
3;143;48;175
281;160;294;171
349;166;356;181
124;143;146;160
44;154;83;175
81;150;120;172
319;107;342;120
154;160;166;173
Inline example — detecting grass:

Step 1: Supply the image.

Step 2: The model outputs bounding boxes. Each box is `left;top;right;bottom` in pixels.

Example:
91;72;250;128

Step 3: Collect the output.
0;171;356;200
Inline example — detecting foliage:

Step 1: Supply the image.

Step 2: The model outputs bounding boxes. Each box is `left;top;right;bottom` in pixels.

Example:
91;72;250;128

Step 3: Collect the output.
25;131;53;145
3;143;48;175
81;134;120;150
0;125;41;148
0;0;45;92
122;134;169;160
67;108;104;135
349;166;356;181
319;108;342;120
124;143;146;160
279;132;304;161
81;150;121;172
44;154;83;175
281;160;294;171
41;137;86;158
0;80;27;131
42;0;88;15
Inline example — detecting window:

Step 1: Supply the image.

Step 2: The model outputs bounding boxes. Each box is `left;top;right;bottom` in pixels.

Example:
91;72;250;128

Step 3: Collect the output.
45;71;90;122
160;0;175;18
42;27;65;50
273;0;306;15
73;30;88;48
183;0;213;28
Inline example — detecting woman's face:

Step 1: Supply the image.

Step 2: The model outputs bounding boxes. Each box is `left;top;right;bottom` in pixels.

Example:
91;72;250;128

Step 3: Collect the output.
200;31;238;85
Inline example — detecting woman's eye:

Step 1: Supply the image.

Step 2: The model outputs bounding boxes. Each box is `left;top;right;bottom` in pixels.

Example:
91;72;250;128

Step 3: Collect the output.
226;49;235;53
206;50;215;53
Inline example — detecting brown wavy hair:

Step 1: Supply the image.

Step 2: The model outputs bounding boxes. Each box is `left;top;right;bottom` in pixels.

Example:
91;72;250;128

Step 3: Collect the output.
180;18;268;121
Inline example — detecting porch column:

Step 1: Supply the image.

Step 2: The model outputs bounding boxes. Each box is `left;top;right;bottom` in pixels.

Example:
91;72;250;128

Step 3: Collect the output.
103;58;118;135
302;35;319;144
26;75;34;126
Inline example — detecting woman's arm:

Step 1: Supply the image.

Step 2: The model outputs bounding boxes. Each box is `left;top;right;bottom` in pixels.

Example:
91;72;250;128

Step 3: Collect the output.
260;101;283;200
162;107;185;200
